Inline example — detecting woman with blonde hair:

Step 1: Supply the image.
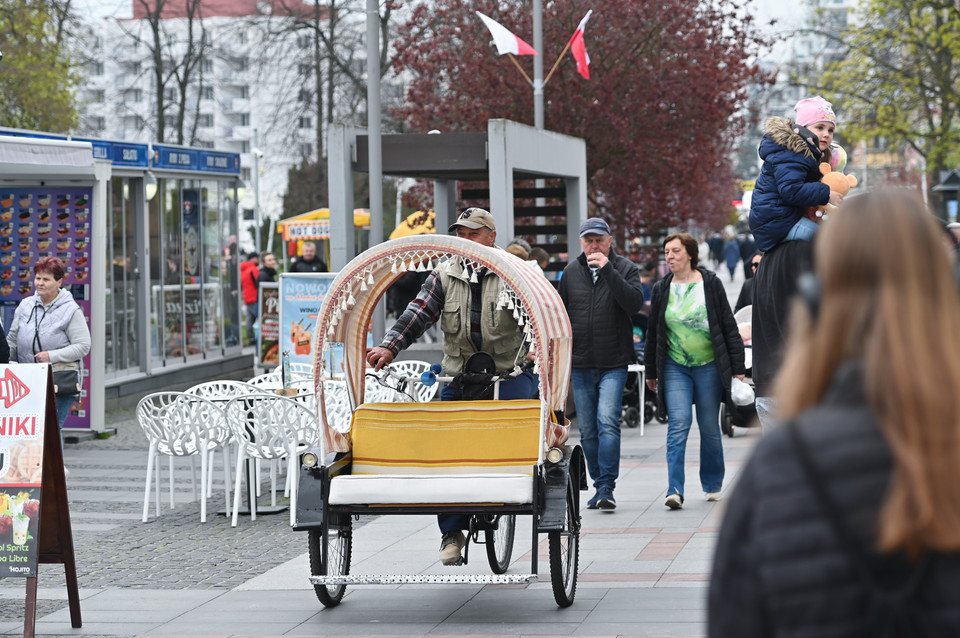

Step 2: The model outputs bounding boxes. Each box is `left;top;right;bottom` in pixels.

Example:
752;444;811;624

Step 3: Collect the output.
709;188;960;636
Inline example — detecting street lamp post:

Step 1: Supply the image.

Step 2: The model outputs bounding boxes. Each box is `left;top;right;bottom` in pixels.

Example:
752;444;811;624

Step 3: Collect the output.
253;127;261;254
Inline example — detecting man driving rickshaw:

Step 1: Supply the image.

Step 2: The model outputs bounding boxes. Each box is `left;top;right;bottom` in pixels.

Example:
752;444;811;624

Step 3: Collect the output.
367;207;537;565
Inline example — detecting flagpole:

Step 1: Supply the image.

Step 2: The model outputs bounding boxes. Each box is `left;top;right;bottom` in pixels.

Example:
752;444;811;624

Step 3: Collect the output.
533;0;543;130
543;37;573;87
507;52;534;85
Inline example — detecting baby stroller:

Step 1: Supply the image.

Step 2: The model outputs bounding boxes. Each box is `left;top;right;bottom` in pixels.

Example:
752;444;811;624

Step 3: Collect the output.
621;317;660;429
720;305;759;437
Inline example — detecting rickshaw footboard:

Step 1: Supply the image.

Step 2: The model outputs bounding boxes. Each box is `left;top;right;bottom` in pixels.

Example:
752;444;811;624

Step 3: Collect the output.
310;573;538;586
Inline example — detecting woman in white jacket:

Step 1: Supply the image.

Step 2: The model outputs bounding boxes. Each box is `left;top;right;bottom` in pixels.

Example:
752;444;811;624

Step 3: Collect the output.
7;257;91;437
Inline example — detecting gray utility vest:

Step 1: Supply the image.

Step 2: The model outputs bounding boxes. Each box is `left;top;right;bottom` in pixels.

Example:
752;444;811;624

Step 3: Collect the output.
436;258;526;376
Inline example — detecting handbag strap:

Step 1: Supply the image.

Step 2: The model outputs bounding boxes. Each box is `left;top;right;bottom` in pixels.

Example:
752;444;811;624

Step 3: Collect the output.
786;421;930;603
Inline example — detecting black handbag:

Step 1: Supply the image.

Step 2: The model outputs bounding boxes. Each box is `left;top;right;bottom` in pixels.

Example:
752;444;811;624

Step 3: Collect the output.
52;364;80;396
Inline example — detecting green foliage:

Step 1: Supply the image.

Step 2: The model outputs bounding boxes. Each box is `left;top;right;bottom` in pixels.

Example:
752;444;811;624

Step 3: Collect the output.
809;0;960;184
0;0;80;131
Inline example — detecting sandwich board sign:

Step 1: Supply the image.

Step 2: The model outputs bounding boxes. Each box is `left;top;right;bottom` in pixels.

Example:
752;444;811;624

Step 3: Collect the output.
0;363;80;636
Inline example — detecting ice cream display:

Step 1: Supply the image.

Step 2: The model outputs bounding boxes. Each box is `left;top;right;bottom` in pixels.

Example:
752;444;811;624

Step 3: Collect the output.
0;187;91;303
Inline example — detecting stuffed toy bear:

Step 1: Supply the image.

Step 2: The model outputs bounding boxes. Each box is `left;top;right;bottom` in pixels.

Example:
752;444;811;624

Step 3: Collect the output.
808;163;858;222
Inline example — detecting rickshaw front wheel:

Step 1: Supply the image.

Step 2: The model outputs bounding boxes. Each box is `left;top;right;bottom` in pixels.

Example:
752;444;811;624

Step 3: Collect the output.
549;473;580;607
484;514;516;574
308;516;353;607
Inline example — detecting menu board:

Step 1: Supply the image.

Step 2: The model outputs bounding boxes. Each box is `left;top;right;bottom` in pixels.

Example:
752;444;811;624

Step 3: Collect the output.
0;187;92;301
258;283;279;367
279;274;336;369
0;364;47;577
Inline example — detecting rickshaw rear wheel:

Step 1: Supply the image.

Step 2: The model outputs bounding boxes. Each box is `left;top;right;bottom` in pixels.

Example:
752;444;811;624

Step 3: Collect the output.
549;473;580;607
484;514;516;574
308;517;352;607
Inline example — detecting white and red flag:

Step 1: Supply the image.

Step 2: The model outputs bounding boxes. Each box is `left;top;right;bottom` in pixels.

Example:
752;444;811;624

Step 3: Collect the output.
569;9;592;79
475;11;537;56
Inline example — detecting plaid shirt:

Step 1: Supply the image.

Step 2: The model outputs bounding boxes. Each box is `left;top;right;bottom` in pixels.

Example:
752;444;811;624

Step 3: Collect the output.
380;266;488;355
379;270;445;354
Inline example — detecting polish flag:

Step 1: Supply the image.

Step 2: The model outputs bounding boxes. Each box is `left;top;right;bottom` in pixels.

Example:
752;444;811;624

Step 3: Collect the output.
475;11;537;56
569;10;592;79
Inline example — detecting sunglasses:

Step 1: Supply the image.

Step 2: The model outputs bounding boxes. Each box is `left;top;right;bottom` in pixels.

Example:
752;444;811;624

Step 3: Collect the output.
751;262;761;270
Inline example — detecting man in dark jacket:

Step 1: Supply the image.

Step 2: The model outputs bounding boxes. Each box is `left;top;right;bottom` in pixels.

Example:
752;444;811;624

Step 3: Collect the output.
257;252;277;285
290;241;328;273
558;218;644;510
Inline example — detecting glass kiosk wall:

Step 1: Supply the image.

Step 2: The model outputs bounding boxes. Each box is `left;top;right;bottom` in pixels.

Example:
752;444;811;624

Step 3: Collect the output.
2;128;246;430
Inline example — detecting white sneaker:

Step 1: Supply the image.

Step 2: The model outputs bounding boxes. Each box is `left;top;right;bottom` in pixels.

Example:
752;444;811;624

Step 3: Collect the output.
665;493;683;510
439;531;465;565
705;492;722;502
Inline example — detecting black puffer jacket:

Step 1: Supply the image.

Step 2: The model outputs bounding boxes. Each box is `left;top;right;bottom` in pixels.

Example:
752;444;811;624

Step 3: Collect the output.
558;247;643;368
644;268;745;421
709;363;960;637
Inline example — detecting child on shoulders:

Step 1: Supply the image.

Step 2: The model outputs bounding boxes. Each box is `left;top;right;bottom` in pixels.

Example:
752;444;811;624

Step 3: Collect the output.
749;96;844;252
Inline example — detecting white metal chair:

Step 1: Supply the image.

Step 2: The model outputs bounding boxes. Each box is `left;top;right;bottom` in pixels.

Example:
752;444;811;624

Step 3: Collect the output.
248;370;283;387
284;361;314;382
136;392;233;523
386;359;438;402
184;379;259;399
184;380;261;493
321;380;352;432
224;394;319;526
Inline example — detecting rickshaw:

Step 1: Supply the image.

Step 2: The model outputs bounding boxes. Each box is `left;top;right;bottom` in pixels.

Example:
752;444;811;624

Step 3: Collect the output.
293;235;586;608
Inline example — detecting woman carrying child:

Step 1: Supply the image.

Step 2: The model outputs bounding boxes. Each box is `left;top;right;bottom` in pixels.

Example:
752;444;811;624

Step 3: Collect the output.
749;96;844;253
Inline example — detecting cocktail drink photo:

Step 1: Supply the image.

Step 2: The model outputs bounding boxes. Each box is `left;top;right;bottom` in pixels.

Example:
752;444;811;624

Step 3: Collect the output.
12;514;28;545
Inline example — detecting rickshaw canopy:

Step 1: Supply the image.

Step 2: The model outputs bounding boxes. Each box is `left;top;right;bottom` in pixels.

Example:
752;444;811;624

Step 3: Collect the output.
313;235;572;453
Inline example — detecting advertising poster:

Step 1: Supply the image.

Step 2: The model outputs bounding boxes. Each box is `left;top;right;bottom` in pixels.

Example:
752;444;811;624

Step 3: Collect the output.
0;364;47;578
278;273;337;370
258;283;279;367
0;187;93;431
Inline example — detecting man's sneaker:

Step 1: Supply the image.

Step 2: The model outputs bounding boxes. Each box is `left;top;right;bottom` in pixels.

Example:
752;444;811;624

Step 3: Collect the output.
665;493;683;510
705;492;722;502
597;492;616;511
439;531;465;565
586;492;602;509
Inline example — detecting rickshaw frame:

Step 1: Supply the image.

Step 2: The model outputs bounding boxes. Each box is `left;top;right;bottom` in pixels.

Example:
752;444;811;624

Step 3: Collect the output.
293;235;586;607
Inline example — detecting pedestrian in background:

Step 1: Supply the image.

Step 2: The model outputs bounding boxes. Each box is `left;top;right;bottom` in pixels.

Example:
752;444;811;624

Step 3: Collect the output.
710;189;960;636
291;241;328;273
559;217;644;511
722;232;740;281
735;252;763;313
738;233;757;279
257;252;277;285
645;233;745;509
240;252;260;346
7;256;91;435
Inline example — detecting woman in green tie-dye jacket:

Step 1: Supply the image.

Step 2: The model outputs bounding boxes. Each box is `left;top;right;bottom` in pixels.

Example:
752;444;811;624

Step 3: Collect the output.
645;232;745;511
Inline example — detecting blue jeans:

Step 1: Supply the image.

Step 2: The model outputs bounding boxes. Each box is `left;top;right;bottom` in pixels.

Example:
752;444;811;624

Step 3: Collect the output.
438;370;538;534
785;216;818;242
571;366;627;494
55;393;77;446
663;358;724;497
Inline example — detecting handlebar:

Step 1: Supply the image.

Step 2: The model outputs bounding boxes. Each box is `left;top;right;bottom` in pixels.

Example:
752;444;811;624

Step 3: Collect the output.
368;359;535;401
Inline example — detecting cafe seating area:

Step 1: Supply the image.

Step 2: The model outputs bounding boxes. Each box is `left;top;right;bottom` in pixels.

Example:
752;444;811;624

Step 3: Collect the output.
134;360;439;526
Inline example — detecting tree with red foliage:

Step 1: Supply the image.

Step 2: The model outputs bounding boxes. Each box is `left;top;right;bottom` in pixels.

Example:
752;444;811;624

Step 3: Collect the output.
391;0;772;236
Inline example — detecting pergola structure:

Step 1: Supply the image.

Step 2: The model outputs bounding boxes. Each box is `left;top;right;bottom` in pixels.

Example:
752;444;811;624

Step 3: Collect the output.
326;119;588;270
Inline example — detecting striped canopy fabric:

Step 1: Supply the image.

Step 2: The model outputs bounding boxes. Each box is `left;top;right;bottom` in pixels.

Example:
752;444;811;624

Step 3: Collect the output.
312;235;572;455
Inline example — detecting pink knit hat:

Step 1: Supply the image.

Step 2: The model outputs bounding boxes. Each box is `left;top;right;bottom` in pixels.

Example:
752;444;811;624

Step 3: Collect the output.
794;96;837;128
